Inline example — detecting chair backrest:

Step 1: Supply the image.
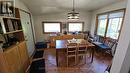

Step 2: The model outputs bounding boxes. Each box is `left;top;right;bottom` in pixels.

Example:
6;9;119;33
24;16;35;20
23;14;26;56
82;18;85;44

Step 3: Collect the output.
78;40;88;48
66;43;78;55
99;36;106;43
104;37;117;49
77;41;88;54
83;31;90;40
84;34;89;40
93;35;105;43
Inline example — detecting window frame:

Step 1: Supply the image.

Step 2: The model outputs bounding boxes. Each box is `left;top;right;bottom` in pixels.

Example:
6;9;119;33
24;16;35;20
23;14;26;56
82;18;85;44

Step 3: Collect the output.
42;22;62;34
67;22;84;32
95;8;126;40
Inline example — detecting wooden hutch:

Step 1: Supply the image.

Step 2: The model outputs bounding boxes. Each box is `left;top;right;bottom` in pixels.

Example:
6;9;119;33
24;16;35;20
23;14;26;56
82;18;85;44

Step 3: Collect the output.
0;1;30;73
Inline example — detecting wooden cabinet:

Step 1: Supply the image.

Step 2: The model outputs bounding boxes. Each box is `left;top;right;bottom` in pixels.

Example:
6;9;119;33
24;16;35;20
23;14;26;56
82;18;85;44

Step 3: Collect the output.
4;46;21;73
0;41;30;73
62;35;84;40
18;41;30;73
0;50;10;73
49;34;84;47
0;6;29;73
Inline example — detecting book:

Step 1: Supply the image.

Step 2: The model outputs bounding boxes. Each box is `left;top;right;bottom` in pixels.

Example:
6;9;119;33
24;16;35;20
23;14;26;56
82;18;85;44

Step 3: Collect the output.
7;19;14;32
14;21;18;30
0;22;3;34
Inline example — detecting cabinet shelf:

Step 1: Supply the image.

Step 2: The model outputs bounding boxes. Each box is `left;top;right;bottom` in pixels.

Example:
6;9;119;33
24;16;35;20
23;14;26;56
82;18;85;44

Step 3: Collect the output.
4;30;23;34
3;41;25;52
1;16;20;20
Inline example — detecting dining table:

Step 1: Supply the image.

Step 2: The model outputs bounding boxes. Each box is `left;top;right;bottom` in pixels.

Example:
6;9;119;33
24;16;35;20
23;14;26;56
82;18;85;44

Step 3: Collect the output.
55;39;95;67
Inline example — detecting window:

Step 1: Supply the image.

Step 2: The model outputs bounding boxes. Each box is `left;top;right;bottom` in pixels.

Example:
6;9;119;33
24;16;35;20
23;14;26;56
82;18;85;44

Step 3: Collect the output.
106;18;123;39
43;22;61;33
106;12;124;39
97;15;107;36
96;9;125;39
68;22;83;32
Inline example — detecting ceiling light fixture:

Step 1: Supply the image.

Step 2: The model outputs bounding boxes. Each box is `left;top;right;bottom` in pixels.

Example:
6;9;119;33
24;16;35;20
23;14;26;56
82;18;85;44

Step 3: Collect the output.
68;0;79;20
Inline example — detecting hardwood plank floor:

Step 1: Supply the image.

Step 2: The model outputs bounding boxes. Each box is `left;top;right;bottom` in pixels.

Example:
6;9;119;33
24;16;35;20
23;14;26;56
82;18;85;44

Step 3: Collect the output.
43;48;112;73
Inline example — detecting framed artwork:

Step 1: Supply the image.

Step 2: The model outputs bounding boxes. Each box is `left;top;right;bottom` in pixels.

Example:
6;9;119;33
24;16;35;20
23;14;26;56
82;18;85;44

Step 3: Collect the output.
62;22;67;29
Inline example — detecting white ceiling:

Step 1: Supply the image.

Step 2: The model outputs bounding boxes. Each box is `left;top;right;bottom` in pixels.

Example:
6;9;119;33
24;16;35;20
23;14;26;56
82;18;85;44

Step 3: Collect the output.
20;0;125;15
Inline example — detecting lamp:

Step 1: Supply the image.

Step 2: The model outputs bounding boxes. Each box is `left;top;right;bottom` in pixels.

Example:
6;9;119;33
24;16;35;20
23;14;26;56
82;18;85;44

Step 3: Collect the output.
68;0;79;20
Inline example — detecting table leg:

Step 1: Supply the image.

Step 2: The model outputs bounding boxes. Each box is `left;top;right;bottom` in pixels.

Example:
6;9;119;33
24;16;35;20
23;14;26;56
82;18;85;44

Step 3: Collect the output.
56;50;59;66
91;47;95;63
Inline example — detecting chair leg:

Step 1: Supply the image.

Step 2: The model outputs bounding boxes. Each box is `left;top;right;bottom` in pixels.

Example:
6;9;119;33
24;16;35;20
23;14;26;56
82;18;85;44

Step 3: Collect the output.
76;56;78;65
77;55;85;65
85;55;86;64
75;56;77;65
67;57;68;67
67;56;77;67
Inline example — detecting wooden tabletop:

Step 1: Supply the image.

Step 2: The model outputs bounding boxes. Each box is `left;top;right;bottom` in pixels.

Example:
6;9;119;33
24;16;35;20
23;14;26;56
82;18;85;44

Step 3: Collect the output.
56;39;94;49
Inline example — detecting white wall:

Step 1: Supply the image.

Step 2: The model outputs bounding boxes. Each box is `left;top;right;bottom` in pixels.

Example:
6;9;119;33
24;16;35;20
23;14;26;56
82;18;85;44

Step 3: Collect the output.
15;0;30;12
33;11;92;42
90;0;127;37
110;0;130;72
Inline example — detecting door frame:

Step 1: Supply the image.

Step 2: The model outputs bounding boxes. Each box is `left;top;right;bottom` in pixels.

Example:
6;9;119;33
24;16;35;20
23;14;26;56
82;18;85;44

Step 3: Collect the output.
19;9;36;45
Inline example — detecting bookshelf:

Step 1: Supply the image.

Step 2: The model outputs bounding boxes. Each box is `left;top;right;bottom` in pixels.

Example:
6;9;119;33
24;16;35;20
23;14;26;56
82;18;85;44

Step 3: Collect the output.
0;6;25;50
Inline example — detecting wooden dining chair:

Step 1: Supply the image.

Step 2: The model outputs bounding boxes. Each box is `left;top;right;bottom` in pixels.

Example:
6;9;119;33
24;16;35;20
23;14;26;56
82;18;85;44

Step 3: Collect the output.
77;41;88;64
66;43;78;67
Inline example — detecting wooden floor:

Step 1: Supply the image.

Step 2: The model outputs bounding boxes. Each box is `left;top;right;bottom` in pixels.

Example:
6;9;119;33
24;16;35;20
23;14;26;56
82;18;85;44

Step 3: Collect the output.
43;48;112;73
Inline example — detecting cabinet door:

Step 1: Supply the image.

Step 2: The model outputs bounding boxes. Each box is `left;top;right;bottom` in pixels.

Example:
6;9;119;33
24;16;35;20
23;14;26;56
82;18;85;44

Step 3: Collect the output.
0;51;10;73
18;41;30;73
4;46;21;73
